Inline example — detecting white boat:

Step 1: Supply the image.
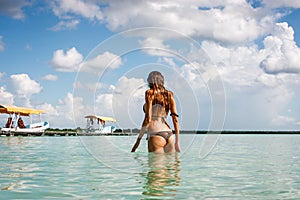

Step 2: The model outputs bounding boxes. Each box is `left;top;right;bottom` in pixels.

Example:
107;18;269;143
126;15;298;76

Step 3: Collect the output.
85;115;117;134
0;104;49;134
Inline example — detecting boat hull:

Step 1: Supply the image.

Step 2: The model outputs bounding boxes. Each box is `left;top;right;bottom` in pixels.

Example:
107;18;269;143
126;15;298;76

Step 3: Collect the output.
87;125;116;134
1;122;49;133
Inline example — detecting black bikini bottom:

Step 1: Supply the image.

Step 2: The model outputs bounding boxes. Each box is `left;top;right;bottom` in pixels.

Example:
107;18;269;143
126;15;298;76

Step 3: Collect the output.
148;131;173;143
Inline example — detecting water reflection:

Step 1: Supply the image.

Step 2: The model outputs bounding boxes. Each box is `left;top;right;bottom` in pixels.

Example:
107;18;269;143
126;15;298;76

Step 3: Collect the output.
142;153;181;197
0;137;43;192
2;137;25;146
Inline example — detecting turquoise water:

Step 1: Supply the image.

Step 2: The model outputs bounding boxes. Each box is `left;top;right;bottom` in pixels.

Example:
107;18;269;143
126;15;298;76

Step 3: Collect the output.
0;134;299;199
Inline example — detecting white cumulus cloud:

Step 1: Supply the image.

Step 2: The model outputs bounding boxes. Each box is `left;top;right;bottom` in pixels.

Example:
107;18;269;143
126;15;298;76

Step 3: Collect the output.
51;0;103;21
56;92;85;128
36;103;58;116
31;93;85;128
44;0;299;47
79;51;122;73
50;47;83;72
10;74;42;97
35;103;59;127
139;37;173;57
95;93;114;117
260;22;300;74
103;0;275;44
112;76;146;128
0;86;14;105
50;48;123;75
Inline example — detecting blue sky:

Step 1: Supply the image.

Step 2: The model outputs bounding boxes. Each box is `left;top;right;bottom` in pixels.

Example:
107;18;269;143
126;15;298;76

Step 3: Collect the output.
0;0;300;131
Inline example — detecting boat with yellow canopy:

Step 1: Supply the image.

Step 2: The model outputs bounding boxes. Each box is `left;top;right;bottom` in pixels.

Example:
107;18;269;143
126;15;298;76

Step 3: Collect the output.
85;115;117;134
0;104;49;134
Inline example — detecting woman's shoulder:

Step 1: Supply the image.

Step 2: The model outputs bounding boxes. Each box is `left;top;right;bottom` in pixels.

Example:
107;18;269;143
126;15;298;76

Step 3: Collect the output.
145;88;174;98
145;89;152;93
145;89;153;96
145;89;154;101
167;90;174;97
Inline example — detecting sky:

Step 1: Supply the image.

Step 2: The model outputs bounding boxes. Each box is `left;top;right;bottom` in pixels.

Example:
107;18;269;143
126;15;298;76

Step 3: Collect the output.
0;0;300;131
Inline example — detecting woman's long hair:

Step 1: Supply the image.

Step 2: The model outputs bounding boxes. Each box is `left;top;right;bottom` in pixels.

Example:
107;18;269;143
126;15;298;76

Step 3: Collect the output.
147;71;170;113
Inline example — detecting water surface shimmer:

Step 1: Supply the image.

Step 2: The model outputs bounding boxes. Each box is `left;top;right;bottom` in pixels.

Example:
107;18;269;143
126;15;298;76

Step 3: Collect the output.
0;135;299;199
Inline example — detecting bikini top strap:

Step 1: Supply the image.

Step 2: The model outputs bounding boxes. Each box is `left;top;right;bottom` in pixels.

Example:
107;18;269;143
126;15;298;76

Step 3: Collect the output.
170;112;179;117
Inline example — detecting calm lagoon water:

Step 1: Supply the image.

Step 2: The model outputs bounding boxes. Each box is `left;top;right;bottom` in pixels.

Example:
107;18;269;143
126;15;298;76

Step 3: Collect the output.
0;134;299;199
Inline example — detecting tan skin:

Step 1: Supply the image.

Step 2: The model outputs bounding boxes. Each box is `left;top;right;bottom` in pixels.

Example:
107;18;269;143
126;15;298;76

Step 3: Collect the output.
131;88;180;153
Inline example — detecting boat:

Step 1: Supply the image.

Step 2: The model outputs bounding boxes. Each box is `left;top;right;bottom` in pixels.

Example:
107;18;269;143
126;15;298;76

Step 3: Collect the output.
85;115;117;134
0;104;49;134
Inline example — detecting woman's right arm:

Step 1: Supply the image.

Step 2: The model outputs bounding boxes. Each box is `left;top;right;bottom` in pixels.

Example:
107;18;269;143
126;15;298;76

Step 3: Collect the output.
131;125;147;152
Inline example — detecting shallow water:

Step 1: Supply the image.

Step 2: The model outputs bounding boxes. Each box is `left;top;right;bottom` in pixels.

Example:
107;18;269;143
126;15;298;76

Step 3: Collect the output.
0;134;299;199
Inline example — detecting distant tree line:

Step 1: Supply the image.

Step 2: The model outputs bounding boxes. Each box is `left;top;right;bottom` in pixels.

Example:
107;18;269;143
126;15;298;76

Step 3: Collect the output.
46;127;81;132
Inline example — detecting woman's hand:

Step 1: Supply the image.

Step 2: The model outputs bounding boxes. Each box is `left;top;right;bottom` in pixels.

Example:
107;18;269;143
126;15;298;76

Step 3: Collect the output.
175;142;180;153
131;138;141;152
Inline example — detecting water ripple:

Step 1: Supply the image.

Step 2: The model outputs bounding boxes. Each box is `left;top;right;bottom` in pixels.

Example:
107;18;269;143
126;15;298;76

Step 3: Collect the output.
0;135;299;199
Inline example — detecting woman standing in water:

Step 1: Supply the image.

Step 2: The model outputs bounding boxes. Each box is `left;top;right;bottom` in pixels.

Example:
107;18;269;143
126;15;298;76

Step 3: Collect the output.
131;71;180;153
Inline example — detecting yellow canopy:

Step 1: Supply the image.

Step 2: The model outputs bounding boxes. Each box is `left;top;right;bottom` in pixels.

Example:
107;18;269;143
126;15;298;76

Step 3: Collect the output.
85;115;116;122
0;104;45;116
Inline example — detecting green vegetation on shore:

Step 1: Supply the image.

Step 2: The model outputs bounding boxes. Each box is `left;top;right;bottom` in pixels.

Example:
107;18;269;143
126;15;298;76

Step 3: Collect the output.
45;128;300;134
46;128;80;132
